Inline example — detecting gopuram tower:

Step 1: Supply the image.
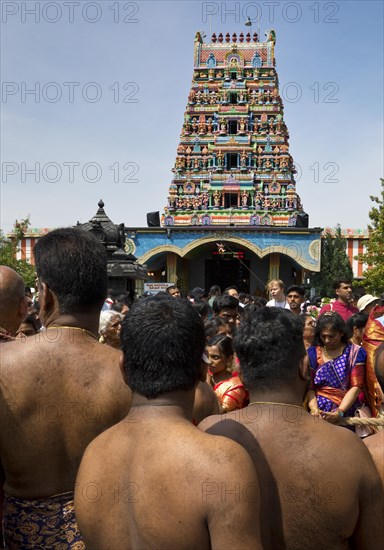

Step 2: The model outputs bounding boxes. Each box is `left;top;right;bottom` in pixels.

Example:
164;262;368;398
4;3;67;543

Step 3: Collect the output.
163;30;304;228
122;30;320;295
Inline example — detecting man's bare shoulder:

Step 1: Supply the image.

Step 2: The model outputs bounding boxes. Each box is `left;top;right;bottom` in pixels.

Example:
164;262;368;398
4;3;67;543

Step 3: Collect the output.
364;431;384;452
198;408;378;458
84;412;255;470
0;335;129;408
364;432;384;483
1;333;121;372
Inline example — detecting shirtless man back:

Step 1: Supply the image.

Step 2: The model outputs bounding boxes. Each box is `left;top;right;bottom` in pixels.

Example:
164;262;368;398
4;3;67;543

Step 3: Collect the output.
364;342;384;485
199;307;384;549
75;296;262;549
0;228;132;548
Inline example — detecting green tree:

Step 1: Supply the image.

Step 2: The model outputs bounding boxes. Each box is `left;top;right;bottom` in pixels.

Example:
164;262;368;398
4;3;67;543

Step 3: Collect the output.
357;178;384;294
311;225;354;297
0;217;36;287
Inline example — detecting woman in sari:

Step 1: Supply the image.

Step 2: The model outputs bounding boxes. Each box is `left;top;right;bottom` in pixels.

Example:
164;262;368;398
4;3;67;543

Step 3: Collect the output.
307;312;368;426
206;333;249;412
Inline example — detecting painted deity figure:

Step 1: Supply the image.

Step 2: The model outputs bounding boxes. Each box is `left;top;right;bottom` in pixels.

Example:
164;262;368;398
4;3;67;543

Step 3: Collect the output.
241;191;249;207
240;151;247;167
216;150;224;167
198;116;206;134
213;190;221;207
254;192;263;209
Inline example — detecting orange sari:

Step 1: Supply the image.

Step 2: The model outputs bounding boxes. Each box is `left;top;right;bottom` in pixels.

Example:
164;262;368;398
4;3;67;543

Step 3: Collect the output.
362;305;384;416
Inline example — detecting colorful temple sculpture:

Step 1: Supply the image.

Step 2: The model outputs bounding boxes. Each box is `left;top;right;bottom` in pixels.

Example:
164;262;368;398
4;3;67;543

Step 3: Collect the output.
163;30;304;228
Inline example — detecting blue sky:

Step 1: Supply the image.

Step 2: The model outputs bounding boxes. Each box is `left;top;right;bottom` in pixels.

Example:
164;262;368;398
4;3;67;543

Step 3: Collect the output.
1;0;383;233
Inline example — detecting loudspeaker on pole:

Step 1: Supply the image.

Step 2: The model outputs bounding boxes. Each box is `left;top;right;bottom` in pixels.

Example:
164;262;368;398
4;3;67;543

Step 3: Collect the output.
146;211;160;227
296;212;309;228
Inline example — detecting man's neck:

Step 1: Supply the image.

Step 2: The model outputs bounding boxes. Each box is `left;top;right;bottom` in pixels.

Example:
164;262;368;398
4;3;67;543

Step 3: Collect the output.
129;390;196;422
248;387;304;408
46;313;99;338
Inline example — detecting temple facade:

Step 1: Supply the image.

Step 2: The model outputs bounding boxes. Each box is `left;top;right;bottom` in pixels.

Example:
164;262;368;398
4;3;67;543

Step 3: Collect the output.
135;30;321;293
163;30;303;228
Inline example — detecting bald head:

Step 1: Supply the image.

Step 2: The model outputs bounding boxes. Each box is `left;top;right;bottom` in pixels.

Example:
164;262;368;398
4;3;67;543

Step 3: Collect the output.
375;343;384;391
0;266;28;335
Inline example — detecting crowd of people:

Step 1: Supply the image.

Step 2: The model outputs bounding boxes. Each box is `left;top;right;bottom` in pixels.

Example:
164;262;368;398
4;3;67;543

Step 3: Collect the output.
0;228;383;549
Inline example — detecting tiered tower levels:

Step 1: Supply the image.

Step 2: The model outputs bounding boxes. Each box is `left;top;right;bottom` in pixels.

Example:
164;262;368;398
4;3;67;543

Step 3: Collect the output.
163;30;303;227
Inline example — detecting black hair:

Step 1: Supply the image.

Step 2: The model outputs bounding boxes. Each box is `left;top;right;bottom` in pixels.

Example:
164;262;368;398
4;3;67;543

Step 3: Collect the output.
121;295;205;398
116;293;132;306
165;285;180;294
33;228;107;313
314;312;350;345
332;278;352;292
286;285;305;297
212;294;240;314
204;317;229;340
299;313;315;329
233;307;305;390
223;285;238;294
189;287;207;300
206;333;234;359
209;285;221;296
111;302;125;313
191;299;211;319
346;312;368;332
250;297;268;308
375;343;384;390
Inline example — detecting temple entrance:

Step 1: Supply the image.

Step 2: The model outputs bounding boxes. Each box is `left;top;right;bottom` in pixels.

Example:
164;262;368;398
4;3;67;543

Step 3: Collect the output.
205;258;250;293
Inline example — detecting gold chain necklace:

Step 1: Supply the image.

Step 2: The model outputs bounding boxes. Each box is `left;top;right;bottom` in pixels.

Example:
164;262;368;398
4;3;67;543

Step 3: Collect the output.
248;401;304;411
45;326;98;341
323;346;344;361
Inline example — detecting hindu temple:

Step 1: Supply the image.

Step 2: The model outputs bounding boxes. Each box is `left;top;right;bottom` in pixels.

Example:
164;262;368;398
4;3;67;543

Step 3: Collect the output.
121;30;322;294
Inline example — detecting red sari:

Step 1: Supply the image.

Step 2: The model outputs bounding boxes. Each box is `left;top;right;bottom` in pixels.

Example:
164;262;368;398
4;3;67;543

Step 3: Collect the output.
213;372;249;412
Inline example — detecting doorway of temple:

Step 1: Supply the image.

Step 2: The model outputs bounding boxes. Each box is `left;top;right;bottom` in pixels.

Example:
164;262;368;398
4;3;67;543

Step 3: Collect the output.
205;258;250;293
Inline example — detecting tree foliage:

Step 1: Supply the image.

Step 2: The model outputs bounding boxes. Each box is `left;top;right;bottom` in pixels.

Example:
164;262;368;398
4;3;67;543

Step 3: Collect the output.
357;178;384;295
311;225;354;298
0;217;36;287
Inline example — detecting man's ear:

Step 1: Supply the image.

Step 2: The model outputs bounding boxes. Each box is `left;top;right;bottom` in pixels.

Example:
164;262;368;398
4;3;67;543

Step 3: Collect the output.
39;282;54;314
119;353;129;385
199;361;208;382
18;296;28;320
299;355;310;381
